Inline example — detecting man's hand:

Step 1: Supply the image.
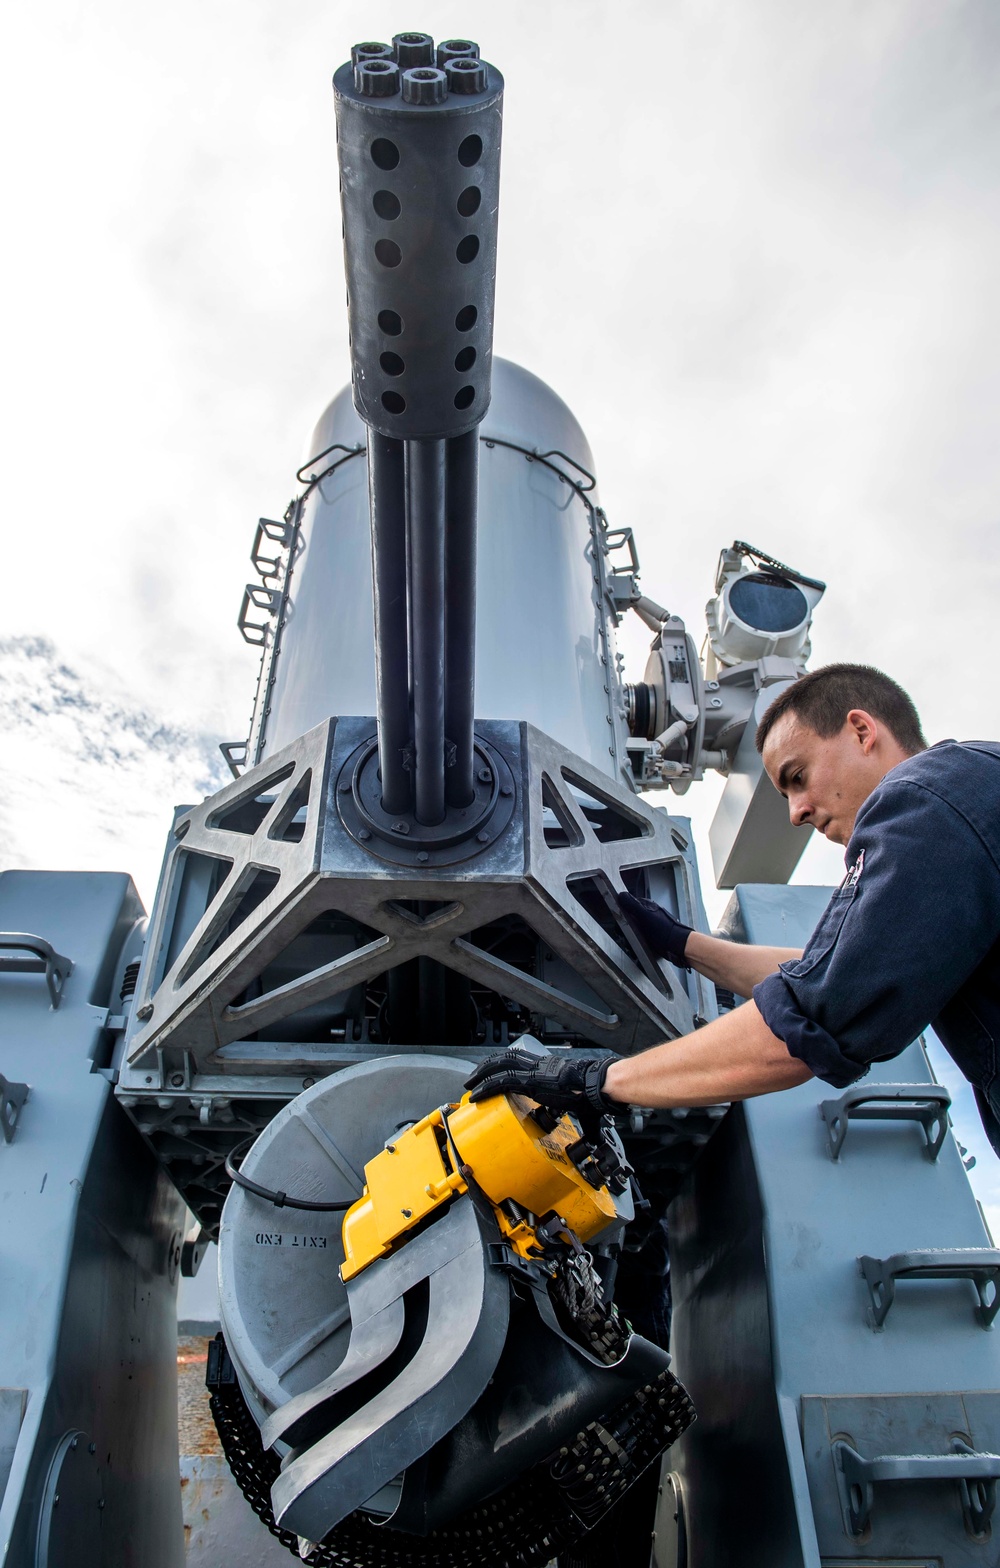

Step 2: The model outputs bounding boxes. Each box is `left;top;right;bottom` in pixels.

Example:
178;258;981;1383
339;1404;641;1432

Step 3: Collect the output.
618;890;693;968
464;1046;616;1126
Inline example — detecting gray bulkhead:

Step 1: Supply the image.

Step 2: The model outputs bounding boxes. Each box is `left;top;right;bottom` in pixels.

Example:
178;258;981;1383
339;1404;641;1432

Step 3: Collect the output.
0;871;186;1567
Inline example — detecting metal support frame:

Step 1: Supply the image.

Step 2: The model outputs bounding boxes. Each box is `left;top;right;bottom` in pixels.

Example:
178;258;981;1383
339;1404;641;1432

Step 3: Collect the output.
122;716;697;1077
116;716;711;1231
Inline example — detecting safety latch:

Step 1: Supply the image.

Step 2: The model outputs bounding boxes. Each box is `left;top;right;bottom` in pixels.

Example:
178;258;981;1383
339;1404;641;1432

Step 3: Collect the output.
820;1082;952;1161
0;933;73;1009
859;1248;1000;1329
834;1437;1000;1538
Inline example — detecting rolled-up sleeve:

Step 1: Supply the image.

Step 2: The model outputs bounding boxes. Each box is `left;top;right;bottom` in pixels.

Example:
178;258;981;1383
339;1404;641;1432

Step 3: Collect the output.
754;778;1000;1087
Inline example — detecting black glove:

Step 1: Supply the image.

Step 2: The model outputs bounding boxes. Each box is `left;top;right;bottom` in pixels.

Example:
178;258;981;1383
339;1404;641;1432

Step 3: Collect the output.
618;890;693;968
465;1046;618;1125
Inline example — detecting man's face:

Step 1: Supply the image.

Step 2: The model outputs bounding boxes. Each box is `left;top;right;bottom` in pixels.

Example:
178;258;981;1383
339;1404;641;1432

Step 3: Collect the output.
761;710;888;847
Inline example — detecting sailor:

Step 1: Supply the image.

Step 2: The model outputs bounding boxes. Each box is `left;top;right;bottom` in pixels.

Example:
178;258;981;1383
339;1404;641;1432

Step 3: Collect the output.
466;663;1000;1157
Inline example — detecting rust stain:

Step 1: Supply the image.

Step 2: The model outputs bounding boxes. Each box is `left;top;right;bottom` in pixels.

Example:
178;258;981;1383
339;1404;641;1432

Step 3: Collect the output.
177;1335;223;1457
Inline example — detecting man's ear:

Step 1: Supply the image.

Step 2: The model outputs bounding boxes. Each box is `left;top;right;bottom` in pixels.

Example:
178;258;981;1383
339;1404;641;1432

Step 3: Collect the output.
846;708;878;754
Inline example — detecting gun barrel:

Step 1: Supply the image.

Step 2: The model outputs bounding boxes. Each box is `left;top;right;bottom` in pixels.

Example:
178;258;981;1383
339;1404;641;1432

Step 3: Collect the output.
335;37;503;822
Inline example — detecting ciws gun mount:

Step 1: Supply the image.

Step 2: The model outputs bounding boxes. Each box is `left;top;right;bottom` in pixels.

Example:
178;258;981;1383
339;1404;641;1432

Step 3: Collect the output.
114;28;824;1563
14;26;952;1568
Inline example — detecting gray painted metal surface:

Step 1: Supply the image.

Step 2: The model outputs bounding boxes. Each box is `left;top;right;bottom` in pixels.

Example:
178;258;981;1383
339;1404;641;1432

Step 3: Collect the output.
708;680;814;888
181;1457;291;1566
250;359;628;778
662;883;1000;1567
219;1057;471;1420
270;1196;509;1541
0;871;186;1568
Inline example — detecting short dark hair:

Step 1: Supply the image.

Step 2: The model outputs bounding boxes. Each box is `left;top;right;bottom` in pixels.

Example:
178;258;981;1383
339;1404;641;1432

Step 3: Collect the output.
755;662;927;755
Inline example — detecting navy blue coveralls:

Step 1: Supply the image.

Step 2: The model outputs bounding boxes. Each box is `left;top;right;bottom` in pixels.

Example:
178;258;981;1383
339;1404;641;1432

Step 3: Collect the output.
754;740;1000;1157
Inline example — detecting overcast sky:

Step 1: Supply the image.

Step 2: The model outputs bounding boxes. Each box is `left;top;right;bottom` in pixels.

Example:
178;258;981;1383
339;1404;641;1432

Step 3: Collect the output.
3;0;1000;1198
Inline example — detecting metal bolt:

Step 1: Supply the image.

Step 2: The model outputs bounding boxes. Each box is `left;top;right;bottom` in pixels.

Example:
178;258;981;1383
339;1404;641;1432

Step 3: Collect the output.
477;768;491;783
417;851;429;863
500;785;512;797
358;828;371;841
401;1207;412;1218
145;1076;152;1084
386;1143;396;1153
70;1437;79;1450
339;779;352;793
136;1003;153;1022
392;821;410;835
302;1077;315;1089
709;697;723;709
170;1073;184;1088
476;830;490;843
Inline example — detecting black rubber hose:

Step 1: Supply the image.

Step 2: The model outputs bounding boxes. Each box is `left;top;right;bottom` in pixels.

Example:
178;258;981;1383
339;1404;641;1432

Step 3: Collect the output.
225;1141;356;1212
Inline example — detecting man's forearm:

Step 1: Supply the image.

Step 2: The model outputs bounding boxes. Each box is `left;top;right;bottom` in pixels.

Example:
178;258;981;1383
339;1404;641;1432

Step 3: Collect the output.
683;931;802;996
603;1000;812;1108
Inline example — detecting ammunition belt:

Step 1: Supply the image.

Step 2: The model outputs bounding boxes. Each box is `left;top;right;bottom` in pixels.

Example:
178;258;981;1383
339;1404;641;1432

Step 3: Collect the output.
208;1336;694;1566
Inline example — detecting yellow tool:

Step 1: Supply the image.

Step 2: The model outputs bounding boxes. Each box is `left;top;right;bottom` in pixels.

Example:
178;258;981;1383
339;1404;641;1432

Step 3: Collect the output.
340;1090;618;1281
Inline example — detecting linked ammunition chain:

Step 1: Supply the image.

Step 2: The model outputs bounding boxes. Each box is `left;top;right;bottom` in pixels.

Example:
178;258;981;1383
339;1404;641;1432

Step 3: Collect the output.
207;1335;694;1566
550;1252;631;1366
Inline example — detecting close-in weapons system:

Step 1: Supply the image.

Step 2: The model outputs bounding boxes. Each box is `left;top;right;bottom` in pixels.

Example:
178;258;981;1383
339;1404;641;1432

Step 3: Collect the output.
3;29;1000;1568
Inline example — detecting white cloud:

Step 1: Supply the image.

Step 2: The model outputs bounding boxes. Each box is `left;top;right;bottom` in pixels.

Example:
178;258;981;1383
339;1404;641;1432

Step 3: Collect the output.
0;637;226;906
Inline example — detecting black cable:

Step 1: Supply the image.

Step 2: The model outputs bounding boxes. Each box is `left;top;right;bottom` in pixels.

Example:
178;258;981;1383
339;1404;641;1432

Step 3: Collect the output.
224;1140;356;1212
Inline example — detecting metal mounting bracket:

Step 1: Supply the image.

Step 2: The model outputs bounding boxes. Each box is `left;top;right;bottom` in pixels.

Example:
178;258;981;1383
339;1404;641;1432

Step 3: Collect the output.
181;1224;211;1278
834;1437;1000;1537
859;1248;1000;1329
0;933;73;1009
820;1082;952;1161
237;583;283;646
0;1074;29;1143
